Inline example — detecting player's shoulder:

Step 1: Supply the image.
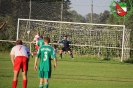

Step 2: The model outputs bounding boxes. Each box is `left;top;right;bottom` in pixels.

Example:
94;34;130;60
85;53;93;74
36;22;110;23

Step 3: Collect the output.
39;45;44;48
61;39;65;41
39;45;53;51
45;45;53;49
12;45;21;48
24;45;29;49
40;39;44;41
39;45;48;48
12;45;26;50
21;45;28;48
67;39;70;41
46;45;52;48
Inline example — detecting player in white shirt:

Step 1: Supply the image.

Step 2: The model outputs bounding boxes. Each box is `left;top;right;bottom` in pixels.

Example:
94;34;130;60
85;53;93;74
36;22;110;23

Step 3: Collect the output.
10;40;30;88
30;32;40;57
53;45;57;54
30;31;40;47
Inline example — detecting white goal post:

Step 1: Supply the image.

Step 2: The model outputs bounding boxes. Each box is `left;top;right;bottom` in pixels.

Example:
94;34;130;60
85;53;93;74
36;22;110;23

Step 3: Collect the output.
17;18;130;62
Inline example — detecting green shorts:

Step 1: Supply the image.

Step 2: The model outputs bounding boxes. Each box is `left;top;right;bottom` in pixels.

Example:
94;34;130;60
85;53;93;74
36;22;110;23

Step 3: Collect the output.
38;71;51;79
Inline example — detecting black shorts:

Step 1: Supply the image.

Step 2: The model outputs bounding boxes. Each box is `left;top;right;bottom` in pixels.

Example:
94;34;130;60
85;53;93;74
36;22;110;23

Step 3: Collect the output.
62;47;71;52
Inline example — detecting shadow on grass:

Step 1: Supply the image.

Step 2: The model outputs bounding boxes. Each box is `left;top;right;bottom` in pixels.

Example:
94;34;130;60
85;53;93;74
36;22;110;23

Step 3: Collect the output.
103;57;110;61
124;59;133;64
0;75;12;78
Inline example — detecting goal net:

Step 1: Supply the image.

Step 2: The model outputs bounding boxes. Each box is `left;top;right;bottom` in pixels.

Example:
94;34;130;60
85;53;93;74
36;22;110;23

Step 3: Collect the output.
17;18;130;62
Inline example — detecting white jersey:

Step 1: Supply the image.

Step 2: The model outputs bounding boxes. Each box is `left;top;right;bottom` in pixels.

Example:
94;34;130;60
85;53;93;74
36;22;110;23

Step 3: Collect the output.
53;48;57;54
10;45;29;59
34;35;40;44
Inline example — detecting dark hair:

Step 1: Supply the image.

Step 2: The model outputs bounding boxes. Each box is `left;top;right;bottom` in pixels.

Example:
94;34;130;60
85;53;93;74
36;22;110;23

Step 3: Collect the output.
40;35;43;39
53;45;57;49
44;37;50;43
16;39;23;45
64;35;67;37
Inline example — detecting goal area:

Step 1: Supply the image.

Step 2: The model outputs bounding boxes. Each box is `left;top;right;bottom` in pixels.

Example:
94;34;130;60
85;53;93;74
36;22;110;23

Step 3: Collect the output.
17;18;130;62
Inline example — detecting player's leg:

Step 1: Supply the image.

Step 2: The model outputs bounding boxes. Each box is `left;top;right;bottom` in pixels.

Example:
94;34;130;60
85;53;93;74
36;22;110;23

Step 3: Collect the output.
35;45;39;50
38;71;44;88
12;56;22;88
39;78;44;88
67;48;74;59
12;71;19;88
32;52;37;56
44;79;48;88
22;71;27;88
32;44;39;57
68;51;74;59
43;71;51;88
22;57;29;88
59;49;63;59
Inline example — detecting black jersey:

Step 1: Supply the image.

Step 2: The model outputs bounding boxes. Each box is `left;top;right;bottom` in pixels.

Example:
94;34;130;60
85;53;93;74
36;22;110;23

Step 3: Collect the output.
59;39;70;48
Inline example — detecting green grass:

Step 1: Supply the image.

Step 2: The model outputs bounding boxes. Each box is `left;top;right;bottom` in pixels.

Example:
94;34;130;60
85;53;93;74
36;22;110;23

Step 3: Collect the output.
0;53;133;88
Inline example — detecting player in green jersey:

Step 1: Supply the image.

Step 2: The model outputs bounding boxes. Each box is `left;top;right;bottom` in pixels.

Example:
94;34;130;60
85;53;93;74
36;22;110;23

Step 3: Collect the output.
34;37;57;88
37;35;44;47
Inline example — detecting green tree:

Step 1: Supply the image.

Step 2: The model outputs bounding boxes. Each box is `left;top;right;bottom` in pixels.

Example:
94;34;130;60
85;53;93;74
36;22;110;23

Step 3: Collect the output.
86;13;99;23
99;10;110;24
69;10;86;22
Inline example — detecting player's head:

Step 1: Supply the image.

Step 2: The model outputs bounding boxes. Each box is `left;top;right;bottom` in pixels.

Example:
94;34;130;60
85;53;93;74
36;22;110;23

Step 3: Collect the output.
53;45;57;49
37;31;40;35
40;35;43;39
44;37;50;43
16;39;23;45
63;35;67;40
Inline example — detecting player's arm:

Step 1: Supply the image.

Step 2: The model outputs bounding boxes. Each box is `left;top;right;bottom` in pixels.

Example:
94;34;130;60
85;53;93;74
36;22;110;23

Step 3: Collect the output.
53;58;57;69
51;48;57;69
34;48;40;70
51;55;57;69
10;48;15;66
34;57;38;70
10;54;15;66
58;39;63;43
0;21;8;30
30;36;37;44
67;39;71;43
30;39;36;44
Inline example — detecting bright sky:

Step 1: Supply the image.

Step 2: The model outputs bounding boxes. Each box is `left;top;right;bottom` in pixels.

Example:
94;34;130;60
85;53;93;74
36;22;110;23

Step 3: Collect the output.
70;0;119;16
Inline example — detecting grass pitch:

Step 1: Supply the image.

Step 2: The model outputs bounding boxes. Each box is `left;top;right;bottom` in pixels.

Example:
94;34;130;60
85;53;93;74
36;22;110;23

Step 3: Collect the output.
0;53;133;88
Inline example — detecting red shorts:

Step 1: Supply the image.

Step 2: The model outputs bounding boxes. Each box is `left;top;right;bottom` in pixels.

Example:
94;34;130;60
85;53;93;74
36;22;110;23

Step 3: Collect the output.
14;56;28;71
35;45;39;51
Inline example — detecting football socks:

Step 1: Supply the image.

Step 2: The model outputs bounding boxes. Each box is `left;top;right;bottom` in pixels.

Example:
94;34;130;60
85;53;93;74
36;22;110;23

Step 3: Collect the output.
23;80;27;88
12;80;18;88
44;83;48;88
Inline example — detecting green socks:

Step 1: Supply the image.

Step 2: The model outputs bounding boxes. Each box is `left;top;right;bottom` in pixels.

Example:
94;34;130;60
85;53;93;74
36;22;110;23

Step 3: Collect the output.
39;84;48;88
44;83;48;88
39;84;43;88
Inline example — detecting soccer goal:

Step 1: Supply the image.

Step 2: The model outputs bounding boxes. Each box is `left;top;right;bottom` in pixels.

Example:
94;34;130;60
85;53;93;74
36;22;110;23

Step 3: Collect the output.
17;18;130;62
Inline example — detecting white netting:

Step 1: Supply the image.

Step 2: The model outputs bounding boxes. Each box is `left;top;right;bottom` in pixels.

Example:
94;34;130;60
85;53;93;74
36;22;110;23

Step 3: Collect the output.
17;18;130;61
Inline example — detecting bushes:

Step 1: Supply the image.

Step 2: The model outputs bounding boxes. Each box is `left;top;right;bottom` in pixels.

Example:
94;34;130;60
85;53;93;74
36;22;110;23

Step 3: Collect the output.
0;41;14;52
